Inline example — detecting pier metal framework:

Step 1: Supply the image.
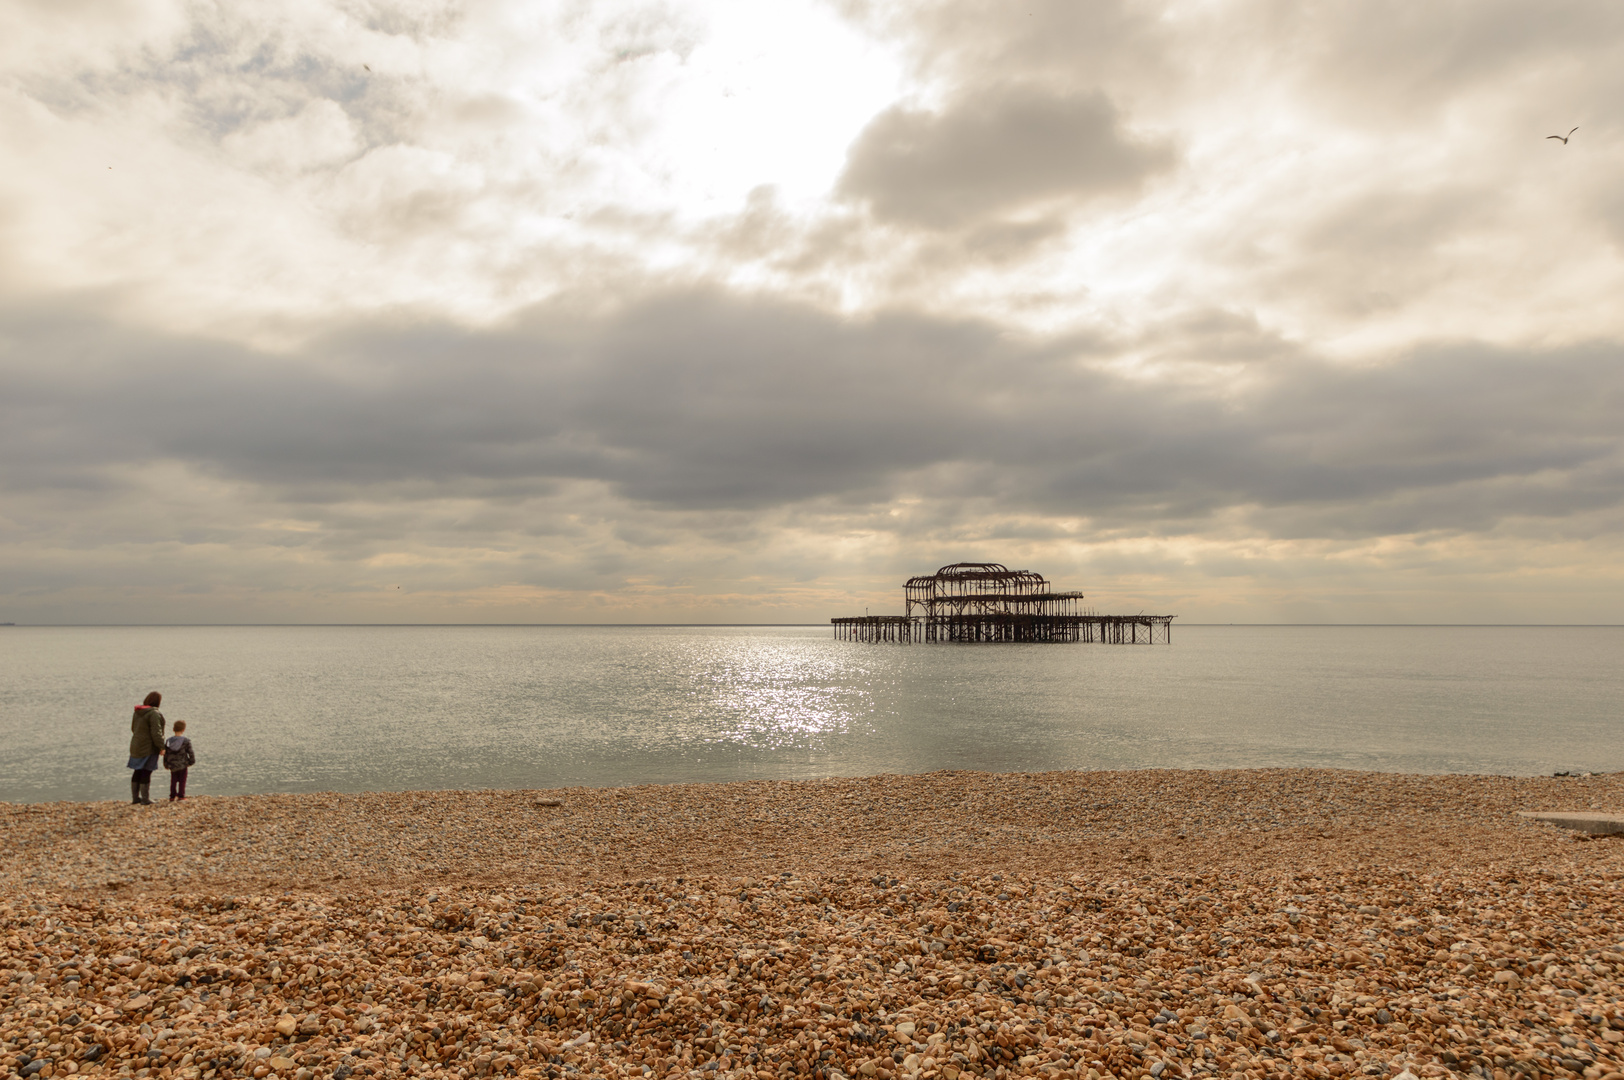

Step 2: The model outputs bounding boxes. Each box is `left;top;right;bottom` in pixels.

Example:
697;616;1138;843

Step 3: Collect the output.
832;562;1173;644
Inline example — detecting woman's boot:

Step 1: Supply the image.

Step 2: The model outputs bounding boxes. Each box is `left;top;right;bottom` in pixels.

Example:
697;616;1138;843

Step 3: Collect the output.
137;781;153;805
131;776;142;804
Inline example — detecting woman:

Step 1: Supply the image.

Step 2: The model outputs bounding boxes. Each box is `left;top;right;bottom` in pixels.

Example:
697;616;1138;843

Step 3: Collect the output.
128;691;165;805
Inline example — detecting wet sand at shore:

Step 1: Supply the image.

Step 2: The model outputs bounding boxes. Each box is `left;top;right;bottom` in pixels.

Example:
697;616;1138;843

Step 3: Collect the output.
3;768;1622;1080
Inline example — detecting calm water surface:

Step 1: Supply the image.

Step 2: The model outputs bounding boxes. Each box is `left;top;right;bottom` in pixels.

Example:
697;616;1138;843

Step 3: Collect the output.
0;625;1619;803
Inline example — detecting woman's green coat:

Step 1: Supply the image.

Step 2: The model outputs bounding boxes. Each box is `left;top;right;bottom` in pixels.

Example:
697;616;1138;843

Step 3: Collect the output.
130;705;165;758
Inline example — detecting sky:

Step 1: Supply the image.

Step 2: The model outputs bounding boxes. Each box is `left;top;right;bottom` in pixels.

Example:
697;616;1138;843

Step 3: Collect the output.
2;0;1623;624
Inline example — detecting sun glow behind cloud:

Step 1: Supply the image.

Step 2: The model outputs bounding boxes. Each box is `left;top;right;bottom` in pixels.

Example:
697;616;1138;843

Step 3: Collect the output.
1;0;906;335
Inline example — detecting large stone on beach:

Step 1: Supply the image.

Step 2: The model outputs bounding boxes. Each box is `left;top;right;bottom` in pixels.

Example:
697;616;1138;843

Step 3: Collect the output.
1515;811;1624;835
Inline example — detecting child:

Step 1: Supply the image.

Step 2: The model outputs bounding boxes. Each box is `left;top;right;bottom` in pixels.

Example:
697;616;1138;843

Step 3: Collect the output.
164;720;196;801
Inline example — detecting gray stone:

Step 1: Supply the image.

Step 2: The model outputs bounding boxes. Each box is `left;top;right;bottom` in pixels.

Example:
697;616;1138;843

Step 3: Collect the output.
1515;811;1624;836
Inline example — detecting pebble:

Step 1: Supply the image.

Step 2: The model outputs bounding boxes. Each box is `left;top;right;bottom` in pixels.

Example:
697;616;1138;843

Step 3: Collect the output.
2;768;1622;1079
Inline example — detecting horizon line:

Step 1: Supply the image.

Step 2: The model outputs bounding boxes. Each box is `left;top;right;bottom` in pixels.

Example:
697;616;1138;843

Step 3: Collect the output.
3;621;1624;628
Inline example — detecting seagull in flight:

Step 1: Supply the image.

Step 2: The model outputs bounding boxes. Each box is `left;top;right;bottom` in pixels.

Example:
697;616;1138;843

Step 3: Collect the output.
1547;126;1578;144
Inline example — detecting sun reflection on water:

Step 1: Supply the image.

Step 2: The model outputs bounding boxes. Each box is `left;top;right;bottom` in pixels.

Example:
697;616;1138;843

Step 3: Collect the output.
1;624;1622;802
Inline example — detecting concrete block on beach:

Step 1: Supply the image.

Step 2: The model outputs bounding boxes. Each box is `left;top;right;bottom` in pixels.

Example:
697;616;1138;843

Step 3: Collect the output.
1516;810;1624;835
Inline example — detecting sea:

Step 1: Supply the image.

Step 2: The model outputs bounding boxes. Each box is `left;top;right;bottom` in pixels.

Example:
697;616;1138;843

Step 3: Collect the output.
0;624;1619;804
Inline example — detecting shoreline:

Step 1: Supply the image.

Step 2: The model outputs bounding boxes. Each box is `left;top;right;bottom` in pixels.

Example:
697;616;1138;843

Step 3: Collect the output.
3;768;1621;1080
6;768;1624;894
7;764;1622;812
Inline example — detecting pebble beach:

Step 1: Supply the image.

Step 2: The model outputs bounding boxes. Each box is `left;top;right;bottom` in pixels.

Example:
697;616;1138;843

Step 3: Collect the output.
3;768;1622;1080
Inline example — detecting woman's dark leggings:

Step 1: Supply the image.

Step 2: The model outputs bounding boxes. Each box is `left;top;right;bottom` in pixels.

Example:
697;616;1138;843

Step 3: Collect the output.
169;769;188;800
133;768;153;785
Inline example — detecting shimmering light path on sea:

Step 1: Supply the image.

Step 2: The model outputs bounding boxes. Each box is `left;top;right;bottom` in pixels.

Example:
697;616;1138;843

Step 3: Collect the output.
1;624;1620;802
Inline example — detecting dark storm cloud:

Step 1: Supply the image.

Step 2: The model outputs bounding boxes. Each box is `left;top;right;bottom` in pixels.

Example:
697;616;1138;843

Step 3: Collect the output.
837;85;1175;229
1;293;1621;537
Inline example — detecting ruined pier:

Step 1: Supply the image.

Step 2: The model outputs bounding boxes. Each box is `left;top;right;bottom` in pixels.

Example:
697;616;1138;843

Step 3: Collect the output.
832;562;1174;644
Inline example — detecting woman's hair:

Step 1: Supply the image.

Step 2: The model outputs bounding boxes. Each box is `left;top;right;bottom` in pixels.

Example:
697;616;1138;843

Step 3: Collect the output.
144;691;162;707
174;720;186;733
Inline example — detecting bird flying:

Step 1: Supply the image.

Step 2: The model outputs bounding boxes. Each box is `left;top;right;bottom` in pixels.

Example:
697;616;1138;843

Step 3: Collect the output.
1547;126;1578;144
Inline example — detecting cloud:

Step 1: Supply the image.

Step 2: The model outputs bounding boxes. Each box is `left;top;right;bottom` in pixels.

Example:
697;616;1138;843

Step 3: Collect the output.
4;292;1623;541
837;0;1165;95
837;85;1174;229
220;98;359;174
4;0;1624;621
1241;0;1624;122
